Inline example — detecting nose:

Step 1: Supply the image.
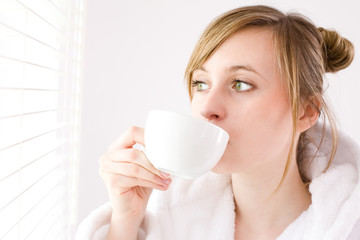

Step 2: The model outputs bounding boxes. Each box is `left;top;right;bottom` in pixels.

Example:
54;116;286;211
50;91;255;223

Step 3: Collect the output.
199;88;227;122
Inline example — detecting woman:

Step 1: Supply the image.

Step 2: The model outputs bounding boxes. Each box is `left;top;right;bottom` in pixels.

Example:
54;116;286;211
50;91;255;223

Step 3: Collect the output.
76;5;360;240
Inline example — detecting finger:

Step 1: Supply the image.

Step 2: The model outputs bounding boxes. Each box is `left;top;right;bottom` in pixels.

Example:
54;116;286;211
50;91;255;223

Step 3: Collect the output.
101;159;172;187
103;173;170;193
108;126;144;151
101;149;170;179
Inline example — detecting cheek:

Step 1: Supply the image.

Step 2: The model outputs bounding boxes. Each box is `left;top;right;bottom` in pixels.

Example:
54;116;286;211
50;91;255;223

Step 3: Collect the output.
191;100;198;116
253;91;291;128
190;96;204;118
230;89;293;156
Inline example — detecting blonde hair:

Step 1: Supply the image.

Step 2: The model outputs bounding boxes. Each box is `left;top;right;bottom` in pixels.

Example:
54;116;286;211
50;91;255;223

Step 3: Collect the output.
185;5;354;186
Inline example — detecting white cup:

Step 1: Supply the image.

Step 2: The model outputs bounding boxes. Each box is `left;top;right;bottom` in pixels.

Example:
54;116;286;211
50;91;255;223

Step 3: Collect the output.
144;110;229;179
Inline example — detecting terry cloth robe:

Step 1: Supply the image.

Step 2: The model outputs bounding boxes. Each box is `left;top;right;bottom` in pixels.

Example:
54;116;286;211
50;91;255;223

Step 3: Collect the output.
75;123;360;240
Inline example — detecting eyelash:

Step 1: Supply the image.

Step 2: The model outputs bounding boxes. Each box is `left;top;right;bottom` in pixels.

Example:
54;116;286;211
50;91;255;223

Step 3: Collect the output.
191;80;204;88
191;79;253;93
232;79;253;92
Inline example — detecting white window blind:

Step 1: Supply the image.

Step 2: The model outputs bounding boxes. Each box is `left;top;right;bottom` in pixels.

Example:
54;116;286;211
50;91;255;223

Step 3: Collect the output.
0;0;85;239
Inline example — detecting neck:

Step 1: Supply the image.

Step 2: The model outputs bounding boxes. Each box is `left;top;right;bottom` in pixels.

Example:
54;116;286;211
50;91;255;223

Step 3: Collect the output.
232;159;311;239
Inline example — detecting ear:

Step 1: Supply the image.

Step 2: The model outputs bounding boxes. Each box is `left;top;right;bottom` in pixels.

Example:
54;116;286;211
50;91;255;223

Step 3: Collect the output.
297;97;320;133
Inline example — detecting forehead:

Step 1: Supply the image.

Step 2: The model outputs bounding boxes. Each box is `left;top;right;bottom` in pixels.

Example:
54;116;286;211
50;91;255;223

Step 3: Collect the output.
199;28;277;78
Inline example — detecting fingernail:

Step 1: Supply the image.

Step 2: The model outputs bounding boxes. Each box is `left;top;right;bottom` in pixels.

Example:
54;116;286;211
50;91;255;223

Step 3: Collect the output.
162;178;171;185
160;185;169;191
160;171;170;178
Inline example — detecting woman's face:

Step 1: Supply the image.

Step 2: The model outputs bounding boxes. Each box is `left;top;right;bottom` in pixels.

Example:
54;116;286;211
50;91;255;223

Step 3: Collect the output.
191;28;294;174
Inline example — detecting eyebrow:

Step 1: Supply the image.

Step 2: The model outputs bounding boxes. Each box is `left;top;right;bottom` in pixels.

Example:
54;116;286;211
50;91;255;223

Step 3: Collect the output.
196;65;266;81
227;65;258;73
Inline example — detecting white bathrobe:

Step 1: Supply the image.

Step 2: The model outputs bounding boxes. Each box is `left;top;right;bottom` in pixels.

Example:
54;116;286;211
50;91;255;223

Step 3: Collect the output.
75;123;360;240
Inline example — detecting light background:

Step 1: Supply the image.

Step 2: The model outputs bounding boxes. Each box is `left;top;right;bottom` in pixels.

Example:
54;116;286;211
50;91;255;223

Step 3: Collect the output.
78;0;360;225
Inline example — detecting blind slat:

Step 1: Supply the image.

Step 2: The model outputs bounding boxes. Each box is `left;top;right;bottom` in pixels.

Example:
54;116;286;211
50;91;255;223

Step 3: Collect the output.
0;88;58;91
1;225;18;240
0;162;61;213
49;0;69;17
19;181;65;239
0;23;65;70
0;119;60;151
16;0;69;35
20;180;65;224
23;192;66;240
0;173;19;211
0;109;58;120
0;200;19;239
0;21;66;54
0;145;61;184
1;180;65;240
0;0;69;42
41;207;65;240
0;57;62;90
0;89;59;118
0;55;63;73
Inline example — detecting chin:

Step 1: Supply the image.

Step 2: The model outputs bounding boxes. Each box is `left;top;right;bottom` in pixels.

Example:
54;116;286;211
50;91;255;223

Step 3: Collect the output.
211;146;236;173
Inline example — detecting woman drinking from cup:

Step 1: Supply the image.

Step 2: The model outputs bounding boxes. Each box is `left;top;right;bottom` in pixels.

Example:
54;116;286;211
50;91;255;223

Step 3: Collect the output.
76;5;360;240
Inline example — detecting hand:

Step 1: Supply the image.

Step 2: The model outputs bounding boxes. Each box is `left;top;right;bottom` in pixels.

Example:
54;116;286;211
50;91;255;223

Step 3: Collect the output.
99;126;171;228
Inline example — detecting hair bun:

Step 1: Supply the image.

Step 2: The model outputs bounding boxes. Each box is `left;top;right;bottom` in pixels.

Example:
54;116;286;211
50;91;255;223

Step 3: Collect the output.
318;27;354;73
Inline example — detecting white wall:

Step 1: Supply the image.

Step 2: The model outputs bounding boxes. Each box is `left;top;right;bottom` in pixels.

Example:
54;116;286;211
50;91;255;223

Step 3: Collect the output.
78;0;360;225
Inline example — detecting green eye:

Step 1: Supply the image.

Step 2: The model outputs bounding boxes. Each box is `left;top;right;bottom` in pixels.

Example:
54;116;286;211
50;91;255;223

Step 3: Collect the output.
234;81;252;92
197;82;208;91
192;81;209;91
